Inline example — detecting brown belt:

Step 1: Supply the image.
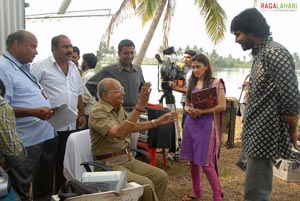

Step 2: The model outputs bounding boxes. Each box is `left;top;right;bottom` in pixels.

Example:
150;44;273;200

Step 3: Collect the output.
94;148;130;160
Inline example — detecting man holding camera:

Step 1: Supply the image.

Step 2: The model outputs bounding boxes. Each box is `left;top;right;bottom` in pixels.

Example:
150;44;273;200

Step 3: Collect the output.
169;49;196;132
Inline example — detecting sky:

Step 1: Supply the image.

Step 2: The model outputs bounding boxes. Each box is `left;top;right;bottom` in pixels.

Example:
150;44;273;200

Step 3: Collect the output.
24;0;300;62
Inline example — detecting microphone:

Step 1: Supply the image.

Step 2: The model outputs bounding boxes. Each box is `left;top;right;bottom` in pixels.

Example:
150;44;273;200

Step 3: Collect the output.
155;54;162;64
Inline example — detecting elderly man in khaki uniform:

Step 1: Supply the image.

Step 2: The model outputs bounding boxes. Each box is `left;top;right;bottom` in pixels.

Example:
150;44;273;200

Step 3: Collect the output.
89;78;178;201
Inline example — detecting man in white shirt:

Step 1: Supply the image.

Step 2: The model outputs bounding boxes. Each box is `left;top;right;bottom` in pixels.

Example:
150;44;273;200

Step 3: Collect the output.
31;34;85;193
81;53;97;128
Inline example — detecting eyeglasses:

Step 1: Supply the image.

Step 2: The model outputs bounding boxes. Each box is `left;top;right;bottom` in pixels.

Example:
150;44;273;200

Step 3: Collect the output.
106;87;125;93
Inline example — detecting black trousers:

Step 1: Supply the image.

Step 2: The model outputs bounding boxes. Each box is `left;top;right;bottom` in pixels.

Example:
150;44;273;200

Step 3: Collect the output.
54;130;74;194
8;137;57;201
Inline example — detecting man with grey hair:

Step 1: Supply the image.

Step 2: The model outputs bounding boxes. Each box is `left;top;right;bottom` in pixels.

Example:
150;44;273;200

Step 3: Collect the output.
86;39;145;151
89;78;177;201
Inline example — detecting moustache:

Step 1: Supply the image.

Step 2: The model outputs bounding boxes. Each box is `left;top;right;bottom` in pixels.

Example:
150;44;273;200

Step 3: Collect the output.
66;52;73;56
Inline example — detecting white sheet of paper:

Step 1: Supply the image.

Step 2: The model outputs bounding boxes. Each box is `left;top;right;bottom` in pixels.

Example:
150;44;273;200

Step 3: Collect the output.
48;104;77;130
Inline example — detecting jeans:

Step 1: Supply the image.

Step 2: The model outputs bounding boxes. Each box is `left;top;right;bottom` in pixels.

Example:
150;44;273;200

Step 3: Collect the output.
244;157;273;201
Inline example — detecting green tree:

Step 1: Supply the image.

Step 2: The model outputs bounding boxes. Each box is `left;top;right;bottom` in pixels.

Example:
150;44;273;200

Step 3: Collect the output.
57;0;227;66
104;0;227;66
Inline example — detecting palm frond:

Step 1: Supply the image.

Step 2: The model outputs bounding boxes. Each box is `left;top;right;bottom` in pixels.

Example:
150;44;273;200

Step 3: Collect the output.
104;0;134;47
134;0;160;27
195;0;227;45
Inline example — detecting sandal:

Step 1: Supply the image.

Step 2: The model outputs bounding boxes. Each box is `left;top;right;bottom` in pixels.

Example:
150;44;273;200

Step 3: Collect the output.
182;195;201;201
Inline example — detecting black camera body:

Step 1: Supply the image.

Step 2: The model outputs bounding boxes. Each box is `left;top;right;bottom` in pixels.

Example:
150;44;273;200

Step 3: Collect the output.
160;57;183;94
156;47;185;94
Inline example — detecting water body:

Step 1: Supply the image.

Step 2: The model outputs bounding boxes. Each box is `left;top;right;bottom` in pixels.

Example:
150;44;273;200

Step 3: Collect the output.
142;65;300;108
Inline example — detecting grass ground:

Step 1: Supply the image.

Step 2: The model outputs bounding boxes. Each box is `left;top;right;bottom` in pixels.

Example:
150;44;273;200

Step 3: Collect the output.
156;111;300;201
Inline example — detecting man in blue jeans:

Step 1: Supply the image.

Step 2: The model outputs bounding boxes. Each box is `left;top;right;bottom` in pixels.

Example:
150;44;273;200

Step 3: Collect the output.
231;8;300;200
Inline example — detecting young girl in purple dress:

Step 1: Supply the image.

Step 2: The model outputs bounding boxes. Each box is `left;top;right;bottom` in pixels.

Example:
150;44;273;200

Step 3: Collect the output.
180;53;226;201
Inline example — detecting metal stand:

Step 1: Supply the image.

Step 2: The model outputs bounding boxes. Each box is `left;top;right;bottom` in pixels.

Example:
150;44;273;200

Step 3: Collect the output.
225;99;237;148
159;91;180;161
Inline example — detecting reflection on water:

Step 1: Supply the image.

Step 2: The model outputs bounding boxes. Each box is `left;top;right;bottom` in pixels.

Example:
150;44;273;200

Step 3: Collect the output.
142;65;300;108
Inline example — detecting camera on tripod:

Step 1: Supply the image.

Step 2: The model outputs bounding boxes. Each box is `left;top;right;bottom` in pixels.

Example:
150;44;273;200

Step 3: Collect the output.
154;47;181;157
155;47;185;95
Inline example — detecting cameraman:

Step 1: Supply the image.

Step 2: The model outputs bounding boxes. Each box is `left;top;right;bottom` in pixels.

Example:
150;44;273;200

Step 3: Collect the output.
169;50;196;132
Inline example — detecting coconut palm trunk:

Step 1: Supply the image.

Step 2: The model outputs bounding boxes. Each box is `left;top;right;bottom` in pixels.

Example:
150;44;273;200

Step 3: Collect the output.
134;0;167;66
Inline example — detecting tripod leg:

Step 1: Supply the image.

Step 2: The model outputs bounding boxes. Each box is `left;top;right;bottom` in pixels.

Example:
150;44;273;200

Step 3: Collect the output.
166;103;180;154
160;93;180;161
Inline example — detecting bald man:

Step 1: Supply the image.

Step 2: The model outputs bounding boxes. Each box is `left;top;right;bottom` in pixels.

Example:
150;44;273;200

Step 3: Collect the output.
89;78;177;201
0;30;57;201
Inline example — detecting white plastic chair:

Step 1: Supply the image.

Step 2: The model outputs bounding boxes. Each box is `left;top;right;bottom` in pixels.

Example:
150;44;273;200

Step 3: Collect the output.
60;129;145;201
63;129;94;181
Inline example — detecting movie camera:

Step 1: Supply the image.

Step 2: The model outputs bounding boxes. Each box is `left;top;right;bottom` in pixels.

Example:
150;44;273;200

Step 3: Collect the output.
155;47;185;95
154;47;182;161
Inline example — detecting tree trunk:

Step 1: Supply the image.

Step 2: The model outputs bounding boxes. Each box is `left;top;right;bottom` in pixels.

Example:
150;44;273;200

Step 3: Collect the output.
57;0;72;14
134;0;167;66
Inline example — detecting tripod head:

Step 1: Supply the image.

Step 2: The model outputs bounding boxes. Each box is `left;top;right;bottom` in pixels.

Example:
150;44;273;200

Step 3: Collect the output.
159;92;176;105
159;81;176;105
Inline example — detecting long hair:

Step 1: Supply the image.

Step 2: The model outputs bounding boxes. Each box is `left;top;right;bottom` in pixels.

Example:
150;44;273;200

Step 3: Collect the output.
186;53;213;103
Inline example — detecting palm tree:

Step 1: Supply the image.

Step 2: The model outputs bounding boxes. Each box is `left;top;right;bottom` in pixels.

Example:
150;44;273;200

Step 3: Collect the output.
58;0;227;66
104;0;227;66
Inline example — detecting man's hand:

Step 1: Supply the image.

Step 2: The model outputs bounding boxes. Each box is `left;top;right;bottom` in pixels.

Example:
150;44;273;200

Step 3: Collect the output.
282;114;300;150
77;115;87;129
34;106;56;120
169;81;175;89
136;82;152;109
156;111;178;126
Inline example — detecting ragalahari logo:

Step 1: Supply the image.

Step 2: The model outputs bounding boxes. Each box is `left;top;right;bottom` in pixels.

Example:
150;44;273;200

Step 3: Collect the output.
258;0;298;11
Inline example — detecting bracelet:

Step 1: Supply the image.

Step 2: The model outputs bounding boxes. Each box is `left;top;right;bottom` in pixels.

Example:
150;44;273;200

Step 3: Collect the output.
134;106;144;113
151;119;157;128
125;119;135;125
78;114;85;117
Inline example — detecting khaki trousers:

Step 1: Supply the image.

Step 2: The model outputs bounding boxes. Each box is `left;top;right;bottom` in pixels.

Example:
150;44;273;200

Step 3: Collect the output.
112;157;168;201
